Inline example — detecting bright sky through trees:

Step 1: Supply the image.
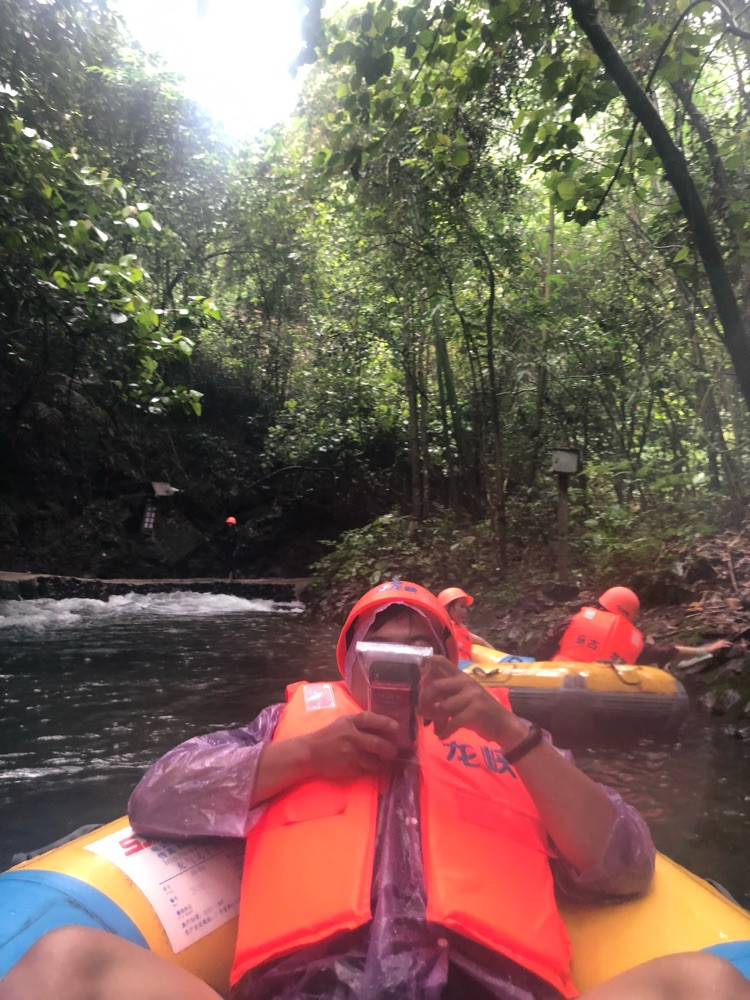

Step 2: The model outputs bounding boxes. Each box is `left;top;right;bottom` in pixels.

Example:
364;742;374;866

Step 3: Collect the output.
112;0;307;139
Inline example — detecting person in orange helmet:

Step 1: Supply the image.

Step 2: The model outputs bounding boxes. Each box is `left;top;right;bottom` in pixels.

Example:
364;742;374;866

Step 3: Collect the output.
129;578;660;1000
217;515;240;581
534;586;730;667
4;582;748;1000
436;586;492;664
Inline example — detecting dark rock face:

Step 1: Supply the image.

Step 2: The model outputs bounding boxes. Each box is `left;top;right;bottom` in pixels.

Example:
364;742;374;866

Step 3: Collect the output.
630;572;693;607
683;556;720;586
539;581;580;602
699;688;742;715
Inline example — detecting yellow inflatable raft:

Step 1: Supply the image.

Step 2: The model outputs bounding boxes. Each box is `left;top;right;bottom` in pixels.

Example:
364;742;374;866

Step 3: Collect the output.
468;645;689;737
0;818;241;994
1;816;748;993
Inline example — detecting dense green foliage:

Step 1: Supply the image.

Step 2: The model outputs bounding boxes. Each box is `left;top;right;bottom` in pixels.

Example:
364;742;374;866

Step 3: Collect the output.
1;0;750;584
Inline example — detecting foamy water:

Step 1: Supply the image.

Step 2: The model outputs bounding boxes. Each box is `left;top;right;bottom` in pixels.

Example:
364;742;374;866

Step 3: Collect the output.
0;591;303;633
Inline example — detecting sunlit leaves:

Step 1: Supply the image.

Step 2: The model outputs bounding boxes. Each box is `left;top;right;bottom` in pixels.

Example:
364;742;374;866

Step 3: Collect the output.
1;80;211;417
452;144;470;166
555;177;578;203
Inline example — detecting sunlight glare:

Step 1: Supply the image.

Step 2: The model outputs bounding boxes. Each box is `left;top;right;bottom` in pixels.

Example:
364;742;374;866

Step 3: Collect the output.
113;0;306;139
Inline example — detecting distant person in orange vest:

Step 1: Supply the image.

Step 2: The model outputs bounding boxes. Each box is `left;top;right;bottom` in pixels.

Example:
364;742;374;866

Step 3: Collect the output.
437;586;492;663
534;586;730;667
3;582;748;1000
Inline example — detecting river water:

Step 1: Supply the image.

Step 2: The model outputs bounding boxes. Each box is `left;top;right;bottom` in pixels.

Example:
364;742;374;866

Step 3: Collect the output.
1;592;749;908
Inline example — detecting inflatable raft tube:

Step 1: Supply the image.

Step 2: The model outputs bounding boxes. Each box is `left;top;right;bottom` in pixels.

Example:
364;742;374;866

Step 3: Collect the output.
468;645;689;736
0;817;243;993
1;817;748;994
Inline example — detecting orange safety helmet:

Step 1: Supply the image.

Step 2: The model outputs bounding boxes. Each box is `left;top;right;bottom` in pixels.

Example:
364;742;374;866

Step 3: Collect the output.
598;586;640;623
436;587;474;608
336;580;458;675
225;516;237;525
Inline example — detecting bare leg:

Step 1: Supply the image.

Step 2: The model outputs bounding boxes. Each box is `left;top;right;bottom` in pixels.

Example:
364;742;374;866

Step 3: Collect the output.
0;926;224;1000
578;951;750;1000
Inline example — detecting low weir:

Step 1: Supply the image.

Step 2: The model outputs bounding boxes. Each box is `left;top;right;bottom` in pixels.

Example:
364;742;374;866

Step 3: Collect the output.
0;573;310;603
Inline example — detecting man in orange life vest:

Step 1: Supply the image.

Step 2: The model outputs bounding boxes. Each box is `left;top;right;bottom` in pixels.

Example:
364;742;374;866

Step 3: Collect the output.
7;583;747;1000
436;586;492;663
125;579;747;1000
534;586;730;667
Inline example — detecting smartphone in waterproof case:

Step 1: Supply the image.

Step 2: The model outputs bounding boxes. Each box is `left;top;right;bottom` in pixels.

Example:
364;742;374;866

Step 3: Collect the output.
356;641;432;749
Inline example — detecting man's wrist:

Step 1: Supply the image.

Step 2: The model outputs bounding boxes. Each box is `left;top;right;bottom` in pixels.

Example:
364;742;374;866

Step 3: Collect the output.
265;735;316;787
295;733;319;783
493;714;529;750
503;724;543;764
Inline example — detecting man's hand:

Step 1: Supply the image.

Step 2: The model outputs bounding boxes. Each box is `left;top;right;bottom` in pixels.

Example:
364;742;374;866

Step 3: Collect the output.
306;712;401;780
703;639;731;654
418;658;524;744
675;638;732;660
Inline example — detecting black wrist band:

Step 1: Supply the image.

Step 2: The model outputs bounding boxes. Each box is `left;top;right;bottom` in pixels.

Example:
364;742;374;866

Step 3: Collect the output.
503;724;543;764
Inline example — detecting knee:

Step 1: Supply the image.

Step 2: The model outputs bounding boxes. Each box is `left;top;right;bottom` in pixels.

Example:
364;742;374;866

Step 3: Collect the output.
0;925;116;1000
28;924;105;970
673;951;750;994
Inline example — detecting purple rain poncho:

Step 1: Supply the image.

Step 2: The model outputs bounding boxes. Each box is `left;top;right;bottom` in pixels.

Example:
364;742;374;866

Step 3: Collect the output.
129;602;654;1000
129;706;655;1000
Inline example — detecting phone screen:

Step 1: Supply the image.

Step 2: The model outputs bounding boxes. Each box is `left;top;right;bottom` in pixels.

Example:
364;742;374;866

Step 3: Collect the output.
367;660;419;749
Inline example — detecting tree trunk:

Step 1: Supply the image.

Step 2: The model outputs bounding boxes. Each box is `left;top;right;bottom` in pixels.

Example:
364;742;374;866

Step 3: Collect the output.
568;0;750;411
530;196;555;484
404;352;423;520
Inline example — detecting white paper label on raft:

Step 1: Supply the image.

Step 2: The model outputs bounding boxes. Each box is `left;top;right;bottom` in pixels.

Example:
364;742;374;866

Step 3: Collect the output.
85;826;244;953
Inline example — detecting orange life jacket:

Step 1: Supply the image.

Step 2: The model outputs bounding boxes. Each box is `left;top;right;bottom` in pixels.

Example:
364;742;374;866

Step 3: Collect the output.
451;620;474;661
553;607;644;664
231;681;575;998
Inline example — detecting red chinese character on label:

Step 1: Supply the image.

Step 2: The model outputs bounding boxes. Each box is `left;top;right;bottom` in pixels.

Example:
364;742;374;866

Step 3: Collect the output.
119;834;153;856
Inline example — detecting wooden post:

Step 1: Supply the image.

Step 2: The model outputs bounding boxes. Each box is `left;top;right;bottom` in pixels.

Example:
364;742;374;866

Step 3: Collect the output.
557;471;570;582
551;448;579;583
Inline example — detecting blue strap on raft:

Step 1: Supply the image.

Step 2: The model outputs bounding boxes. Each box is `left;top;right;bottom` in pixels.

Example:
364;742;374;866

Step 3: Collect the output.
0;870;148;977
459;654;535;669
703;940;750;979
